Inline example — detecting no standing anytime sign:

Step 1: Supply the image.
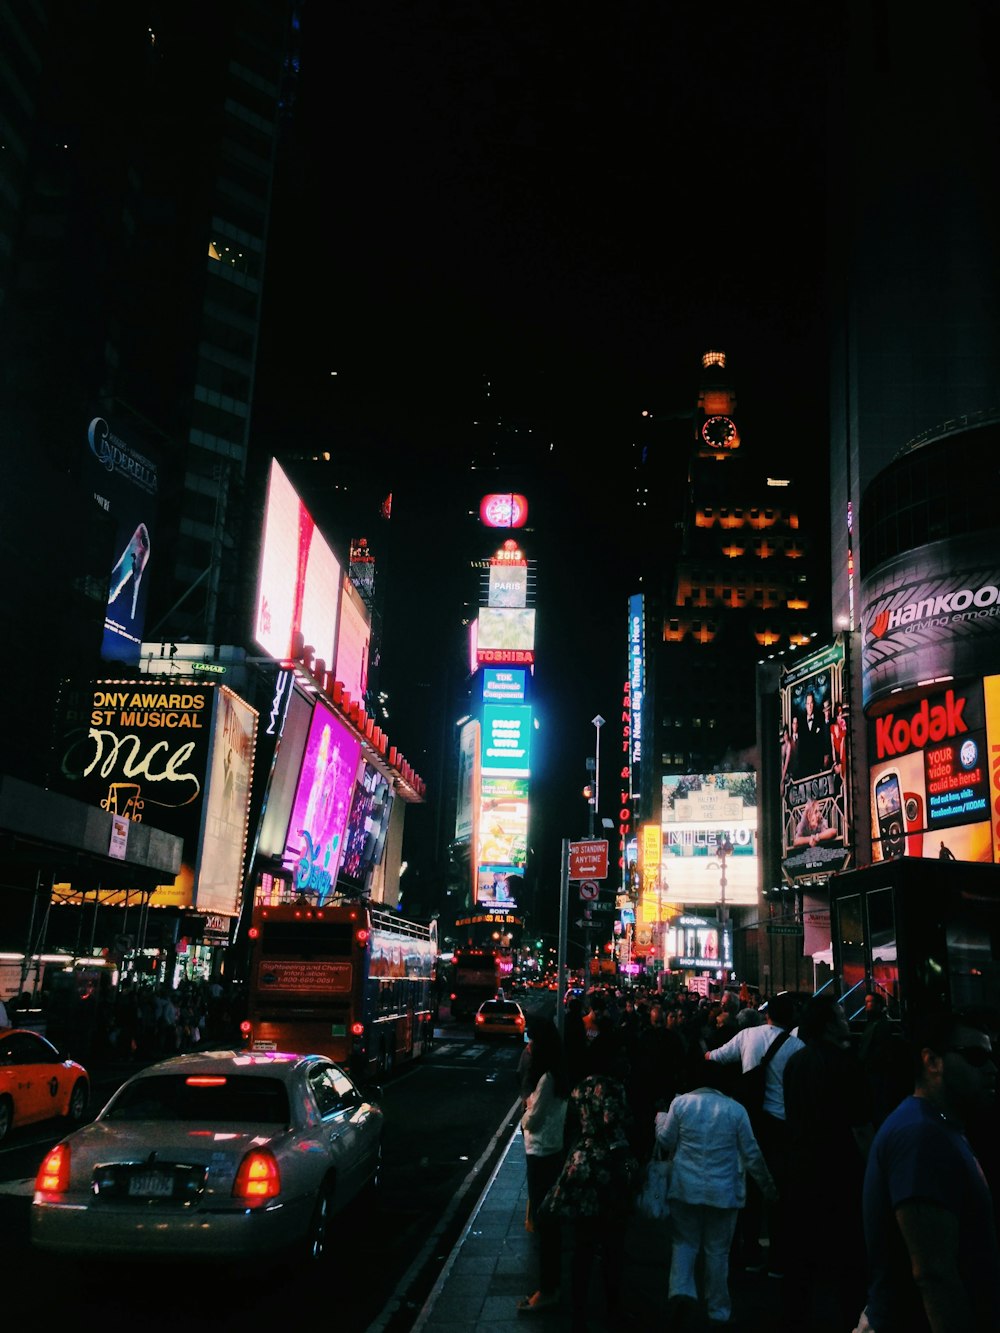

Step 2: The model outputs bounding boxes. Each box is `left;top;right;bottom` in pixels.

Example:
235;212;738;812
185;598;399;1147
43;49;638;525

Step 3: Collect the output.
568;839;610;881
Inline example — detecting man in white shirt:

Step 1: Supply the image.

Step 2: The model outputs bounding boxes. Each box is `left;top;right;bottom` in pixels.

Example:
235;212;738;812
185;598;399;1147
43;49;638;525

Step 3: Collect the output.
705;991;804;1277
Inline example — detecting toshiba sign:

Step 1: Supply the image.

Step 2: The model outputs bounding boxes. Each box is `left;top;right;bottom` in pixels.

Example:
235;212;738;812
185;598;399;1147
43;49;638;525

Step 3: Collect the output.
861;533;1000;710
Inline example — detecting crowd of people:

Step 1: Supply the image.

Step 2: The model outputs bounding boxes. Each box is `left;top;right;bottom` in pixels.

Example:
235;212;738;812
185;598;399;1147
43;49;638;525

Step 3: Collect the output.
513;983;998;1333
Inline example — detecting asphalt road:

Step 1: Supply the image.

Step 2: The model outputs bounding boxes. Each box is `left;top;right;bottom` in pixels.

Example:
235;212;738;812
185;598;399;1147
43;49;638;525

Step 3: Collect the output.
0;1002;545;1331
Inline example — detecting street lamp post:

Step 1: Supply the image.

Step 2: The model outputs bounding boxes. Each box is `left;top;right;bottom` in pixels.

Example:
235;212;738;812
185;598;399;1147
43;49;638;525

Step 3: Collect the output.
591;715;605;838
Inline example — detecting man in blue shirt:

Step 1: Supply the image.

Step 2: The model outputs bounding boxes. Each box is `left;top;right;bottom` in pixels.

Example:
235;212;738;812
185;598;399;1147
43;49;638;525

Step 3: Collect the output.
858;1010;999;1333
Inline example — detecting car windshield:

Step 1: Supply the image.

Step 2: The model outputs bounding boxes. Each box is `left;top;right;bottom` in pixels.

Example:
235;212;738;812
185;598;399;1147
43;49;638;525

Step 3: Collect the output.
104;1075;290;1124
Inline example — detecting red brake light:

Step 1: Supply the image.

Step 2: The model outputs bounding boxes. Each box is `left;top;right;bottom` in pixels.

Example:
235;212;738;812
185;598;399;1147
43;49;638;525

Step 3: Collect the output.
233;1149;281;1201
248;926;259;939
36;1143;71;1194
350;1021;365;1037
185;1076;227;1087
356;928;369;945
239;1019;252;1035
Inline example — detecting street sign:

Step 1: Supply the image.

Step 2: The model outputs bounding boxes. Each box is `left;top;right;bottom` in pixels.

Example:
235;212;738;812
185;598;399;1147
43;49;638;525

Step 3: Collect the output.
568;839;610;880
766;923;804;936
579;880;599;901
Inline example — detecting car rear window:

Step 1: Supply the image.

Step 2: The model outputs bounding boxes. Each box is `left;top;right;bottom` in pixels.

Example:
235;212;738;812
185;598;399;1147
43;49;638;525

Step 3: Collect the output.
483;1003;520;1016
104;1075;290;1124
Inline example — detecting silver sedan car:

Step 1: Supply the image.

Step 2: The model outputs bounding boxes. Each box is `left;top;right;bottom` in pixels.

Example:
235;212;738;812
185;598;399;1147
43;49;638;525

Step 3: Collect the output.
31;1048;383;1263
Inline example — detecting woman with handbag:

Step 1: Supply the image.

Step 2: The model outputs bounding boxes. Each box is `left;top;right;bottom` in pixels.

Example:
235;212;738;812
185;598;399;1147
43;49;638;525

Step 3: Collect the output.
516;1016;570;1316
655;1058;777;1327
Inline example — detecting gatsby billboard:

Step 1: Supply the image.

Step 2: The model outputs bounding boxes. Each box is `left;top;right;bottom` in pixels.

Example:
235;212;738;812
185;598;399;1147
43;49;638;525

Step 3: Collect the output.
779;636;852;884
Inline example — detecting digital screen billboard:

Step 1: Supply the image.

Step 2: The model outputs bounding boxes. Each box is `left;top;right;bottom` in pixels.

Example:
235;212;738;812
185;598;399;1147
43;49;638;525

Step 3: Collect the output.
488;563;527;608
338;760;395;892
868;678;994;864
86;417;159;665
334;575;370;702
282;700;362;901
481;704;532;775
455;719;480;843
482;668;526;703
660;773;758;907
197;687;258;916
477;775;529;871
476;867;520;908
476;608;536;665
779;635;852;884
255;458;341;668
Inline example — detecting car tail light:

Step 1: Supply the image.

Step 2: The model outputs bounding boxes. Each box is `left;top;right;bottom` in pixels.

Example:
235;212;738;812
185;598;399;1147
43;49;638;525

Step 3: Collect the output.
475;1013;485;1025
350;1021;364;1037
233;1149;281;1202
36;1143;71;1194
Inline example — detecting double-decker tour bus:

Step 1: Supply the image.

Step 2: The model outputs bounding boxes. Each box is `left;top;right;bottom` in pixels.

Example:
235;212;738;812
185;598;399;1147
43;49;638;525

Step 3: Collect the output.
242;896;437;1077
449;945;509;1019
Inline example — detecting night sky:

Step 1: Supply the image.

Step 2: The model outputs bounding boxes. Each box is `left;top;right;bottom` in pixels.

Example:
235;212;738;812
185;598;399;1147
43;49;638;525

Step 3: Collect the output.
252;4;834;921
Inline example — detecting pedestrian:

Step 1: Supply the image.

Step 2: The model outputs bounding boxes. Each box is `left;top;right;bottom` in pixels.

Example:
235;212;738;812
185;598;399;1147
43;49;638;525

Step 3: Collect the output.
855;1008;999;1333
516;1016;570;1316
655;1057;777;1327
537;1052;638;1333
705;989;804;1275
782;994;874;1333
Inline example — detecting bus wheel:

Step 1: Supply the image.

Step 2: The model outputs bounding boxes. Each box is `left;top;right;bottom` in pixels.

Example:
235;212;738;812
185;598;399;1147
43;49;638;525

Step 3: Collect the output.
303;1181;335;1263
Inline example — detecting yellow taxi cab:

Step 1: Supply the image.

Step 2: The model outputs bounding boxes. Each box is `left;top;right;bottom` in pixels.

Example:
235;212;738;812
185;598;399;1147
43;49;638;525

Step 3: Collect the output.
474;997;527;1040
0;1027;90;1143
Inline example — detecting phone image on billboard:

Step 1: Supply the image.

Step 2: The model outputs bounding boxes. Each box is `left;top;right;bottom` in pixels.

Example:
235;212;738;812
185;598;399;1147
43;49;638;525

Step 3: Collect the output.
874;768;905;860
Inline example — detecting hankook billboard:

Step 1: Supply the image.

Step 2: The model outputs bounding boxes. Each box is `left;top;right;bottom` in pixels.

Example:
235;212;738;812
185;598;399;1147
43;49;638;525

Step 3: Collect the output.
861;533;1000;710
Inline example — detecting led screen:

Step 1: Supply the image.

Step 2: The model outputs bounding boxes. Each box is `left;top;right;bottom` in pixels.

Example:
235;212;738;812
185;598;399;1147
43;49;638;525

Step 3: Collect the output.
455;719;480;843
338;760;395;892
255;458;341;667
477;607;536;651
482;668;526;703
868;678;994;864
477;775;529;870
283;700;362;901
481;704;532;775
488;563;527;608
197;688;258;915
334;575;370;701
780;635;851;884
660;772;758;907
87;417;159;666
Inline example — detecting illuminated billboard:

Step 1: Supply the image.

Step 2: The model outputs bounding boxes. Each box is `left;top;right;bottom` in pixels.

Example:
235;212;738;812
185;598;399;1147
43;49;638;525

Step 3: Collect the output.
482;668;526;703
660;773;758;907
480;493;528;528
282;700;362;900
455;719;480;843
476;867;520;909
86;417;159;665
861;533;1000;710
53;680;219;907
476;607;536;666
478;775;529;870
255;458;341;668
338;760;395;893
868;678;994;864
334;574;370;702
481;704;532;775
780;635;852;884
629;594;644;795
197;688;258;915
488;563;527;608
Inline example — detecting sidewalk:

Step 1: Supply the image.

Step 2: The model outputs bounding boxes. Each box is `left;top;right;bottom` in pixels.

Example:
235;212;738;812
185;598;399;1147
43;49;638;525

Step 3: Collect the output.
409;1126;784;1333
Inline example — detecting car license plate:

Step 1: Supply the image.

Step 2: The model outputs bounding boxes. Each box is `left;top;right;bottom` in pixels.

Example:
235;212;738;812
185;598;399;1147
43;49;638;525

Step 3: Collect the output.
129;1171;173;1198
251;1040;277;1051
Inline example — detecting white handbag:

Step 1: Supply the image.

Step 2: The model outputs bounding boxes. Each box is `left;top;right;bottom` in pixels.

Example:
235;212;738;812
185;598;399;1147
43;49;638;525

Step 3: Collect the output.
635;1147;671;1221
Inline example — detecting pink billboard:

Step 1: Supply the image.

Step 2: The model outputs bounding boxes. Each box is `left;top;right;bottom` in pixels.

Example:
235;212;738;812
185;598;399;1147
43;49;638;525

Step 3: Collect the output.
283;700;362;901
255;458;341;668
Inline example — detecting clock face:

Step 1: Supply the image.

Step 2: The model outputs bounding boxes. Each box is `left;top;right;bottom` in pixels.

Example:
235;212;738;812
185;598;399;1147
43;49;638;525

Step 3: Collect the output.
702;415;737;448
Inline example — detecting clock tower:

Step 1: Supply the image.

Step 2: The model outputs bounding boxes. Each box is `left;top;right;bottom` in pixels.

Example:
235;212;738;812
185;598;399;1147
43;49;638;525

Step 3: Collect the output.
695;348;742;458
